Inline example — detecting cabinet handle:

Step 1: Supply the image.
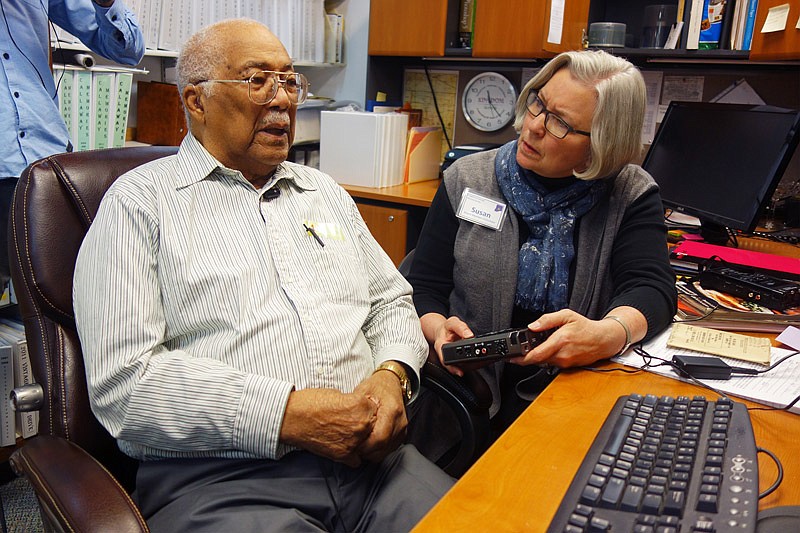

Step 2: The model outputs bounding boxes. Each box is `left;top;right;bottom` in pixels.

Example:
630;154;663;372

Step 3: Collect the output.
388;215;395;222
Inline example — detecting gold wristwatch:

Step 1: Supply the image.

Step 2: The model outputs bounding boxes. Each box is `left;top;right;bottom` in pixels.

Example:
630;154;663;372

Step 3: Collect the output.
375;361;412;404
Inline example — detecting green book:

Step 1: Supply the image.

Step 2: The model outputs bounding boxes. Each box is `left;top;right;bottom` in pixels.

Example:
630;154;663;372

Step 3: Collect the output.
74;70;92;152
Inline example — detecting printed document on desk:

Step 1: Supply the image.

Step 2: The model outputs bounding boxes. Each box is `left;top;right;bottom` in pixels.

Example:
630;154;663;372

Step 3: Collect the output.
613;324;800;414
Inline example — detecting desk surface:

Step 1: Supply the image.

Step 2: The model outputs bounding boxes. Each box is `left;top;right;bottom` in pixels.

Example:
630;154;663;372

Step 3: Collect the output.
342;180;440;208
414;363;799;532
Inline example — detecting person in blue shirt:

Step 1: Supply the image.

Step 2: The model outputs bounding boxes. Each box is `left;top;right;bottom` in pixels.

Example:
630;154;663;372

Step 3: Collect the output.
0;0;144;289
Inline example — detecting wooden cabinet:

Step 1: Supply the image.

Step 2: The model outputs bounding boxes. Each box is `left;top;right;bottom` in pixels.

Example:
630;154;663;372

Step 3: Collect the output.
368;0;578;59
368;0;450;56
472;1;551;58
355;203;409;266
749;0;800;60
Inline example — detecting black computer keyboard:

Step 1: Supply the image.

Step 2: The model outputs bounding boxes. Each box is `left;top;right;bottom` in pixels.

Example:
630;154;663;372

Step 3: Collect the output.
548;394;759;532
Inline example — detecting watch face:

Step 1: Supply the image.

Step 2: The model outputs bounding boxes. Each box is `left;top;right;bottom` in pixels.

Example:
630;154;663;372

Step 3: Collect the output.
462;72;518;132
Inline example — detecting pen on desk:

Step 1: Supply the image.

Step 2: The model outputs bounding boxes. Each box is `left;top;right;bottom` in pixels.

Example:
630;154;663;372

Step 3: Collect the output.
303;223;325;247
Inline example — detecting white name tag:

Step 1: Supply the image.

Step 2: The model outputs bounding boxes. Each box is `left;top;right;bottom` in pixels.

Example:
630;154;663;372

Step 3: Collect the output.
455;188;508;231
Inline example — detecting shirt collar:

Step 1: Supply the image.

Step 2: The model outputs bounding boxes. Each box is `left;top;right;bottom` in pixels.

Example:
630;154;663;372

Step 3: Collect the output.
174;134;317;193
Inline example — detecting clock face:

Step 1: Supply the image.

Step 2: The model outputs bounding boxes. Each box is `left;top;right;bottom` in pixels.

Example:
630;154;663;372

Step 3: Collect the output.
462;72;518;132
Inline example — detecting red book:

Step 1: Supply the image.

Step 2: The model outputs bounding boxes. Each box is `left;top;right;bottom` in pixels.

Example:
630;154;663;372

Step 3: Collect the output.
670;240;800;281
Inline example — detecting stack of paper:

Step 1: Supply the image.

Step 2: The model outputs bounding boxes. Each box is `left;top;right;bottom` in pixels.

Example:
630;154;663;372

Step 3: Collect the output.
319;111;409;188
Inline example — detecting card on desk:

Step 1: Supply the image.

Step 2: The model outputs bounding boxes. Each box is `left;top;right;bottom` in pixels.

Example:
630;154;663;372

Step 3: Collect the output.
667;323;772;364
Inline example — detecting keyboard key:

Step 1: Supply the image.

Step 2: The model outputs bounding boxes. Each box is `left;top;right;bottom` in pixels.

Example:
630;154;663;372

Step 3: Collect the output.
604;414;634;456
620;485;644;512
641;493;662;514
580;485;602;505
696;492;719;513
662;490;686;516
600;477;625;508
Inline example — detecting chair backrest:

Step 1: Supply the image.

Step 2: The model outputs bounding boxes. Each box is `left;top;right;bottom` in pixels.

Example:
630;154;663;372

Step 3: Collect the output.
9;146;178;489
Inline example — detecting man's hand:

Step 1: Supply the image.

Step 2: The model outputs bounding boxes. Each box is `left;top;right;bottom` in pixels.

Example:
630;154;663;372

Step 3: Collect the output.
353;370;407;463
279;388;378;467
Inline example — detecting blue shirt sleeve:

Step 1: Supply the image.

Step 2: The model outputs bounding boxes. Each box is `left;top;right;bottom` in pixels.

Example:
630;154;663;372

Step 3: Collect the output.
48;0;145;65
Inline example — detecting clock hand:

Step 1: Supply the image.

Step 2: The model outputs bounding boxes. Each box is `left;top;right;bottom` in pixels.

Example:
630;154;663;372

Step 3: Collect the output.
485;88;501;118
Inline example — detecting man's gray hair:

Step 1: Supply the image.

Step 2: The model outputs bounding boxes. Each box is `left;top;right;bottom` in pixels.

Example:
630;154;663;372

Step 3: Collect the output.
513;49;646;180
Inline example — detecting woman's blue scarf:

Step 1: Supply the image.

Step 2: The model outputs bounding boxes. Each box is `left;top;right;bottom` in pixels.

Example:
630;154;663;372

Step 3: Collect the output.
495;140;604;312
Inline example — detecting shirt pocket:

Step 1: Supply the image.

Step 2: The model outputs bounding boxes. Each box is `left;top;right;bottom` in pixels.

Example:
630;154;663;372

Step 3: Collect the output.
308;240;369;307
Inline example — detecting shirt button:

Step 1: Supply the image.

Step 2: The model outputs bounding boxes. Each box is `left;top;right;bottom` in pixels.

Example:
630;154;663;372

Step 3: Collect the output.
19;131;25;138
13;92;19;98
316;366;324;376
2;53;9;60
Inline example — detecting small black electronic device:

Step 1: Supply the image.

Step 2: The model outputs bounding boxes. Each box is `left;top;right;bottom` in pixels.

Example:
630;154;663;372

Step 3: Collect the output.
441;327;550;365
699;264;800;311
672;354;732;380
440;143;501;173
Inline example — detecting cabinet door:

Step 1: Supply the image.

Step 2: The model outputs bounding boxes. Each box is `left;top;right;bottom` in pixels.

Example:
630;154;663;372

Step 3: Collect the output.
368;0;449;56
749;0;800;60
472;0;551;58
356;203;409;266
542;0;592;54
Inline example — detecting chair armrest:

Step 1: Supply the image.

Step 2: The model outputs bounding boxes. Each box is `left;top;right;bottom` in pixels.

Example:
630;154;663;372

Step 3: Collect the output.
10;435;149;533
420;353;493;477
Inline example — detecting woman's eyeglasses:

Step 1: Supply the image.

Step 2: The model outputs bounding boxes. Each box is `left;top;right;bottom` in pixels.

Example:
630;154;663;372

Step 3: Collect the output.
196;70;309;105
525;90;591;139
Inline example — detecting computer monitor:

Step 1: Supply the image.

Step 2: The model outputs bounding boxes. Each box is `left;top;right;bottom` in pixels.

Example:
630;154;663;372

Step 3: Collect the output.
642;101;800;244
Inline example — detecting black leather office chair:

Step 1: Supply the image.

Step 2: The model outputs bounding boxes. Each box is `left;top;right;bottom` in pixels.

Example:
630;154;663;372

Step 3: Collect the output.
7;146;491;532
399;250;493;476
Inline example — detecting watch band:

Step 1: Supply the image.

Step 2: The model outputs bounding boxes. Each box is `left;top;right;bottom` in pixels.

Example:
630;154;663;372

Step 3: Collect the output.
605;315;632;356
374;361;412;404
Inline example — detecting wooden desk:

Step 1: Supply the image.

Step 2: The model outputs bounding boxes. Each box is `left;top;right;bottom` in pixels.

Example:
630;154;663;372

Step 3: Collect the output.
342;180;439;265
414;363;800;532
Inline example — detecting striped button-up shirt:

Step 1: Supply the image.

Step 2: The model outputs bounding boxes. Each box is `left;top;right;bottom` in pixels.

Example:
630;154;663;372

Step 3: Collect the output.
74;134;426;461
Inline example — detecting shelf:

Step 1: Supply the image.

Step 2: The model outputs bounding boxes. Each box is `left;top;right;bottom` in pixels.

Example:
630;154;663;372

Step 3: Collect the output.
53;42;345;67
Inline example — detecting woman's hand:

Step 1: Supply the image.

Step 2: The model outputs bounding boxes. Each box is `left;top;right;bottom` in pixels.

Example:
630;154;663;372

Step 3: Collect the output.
509;307;645;368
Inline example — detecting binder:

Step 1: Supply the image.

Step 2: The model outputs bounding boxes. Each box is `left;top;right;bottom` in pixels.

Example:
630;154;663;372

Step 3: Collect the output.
53;66;74;136
73;69;93;152
112;72;134;148
319;111;409;188
91;71;115;149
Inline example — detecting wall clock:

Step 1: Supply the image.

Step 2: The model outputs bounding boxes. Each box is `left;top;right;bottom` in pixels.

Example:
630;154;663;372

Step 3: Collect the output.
461;72;518;132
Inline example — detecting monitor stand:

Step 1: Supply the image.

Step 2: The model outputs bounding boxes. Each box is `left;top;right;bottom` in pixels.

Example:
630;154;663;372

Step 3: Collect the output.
699;220;730;245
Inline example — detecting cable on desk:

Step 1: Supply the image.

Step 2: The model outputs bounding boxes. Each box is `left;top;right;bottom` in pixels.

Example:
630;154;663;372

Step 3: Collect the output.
632;345;732;401
757;446;784;500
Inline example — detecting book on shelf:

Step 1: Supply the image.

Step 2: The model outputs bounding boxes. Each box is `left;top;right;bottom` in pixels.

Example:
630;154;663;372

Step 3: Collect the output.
684;0;707;49
0;324;37;440
0;335;14;447
458;0;476;48
740;0;759;50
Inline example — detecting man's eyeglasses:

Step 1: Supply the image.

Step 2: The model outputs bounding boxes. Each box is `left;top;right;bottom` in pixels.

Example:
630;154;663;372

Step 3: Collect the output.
196;70;309;105
525;90;591;139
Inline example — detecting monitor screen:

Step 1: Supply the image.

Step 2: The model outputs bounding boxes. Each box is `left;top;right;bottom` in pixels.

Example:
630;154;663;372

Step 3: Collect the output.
642;101;800;237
